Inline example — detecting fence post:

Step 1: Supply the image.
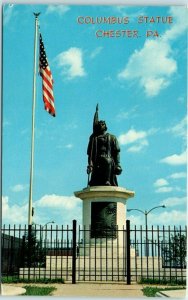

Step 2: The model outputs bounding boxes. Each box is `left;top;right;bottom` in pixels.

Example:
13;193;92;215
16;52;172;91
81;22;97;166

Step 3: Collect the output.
72;219;77;284
28;225;32;280
21;235;26;267
126;220;131;285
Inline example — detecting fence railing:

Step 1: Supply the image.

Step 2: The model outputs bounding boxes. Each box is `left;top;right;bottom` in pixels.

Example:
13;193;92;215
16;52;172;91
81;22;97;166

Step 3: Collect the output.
129;225;187;283
1;222;187;284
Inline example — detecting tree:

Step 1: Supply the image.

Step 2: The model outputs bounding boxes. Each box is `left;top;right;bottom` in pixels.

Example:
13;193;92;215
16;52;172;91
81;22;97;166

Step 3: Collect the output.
20;227;46;268
162;233;187;268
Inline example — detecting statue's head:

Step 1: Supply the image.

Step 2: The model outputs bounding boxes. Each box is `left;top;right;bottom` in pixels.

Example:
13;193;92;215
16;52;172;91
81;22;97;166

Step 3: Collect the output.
95;120;107;134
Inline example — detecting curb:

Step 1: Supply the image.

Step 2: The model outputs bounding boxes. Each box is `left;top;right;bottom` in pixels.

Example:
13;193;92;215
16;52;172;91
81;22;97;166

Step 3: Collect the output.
155;289;186;298
1;284;26;296
156;292;168;297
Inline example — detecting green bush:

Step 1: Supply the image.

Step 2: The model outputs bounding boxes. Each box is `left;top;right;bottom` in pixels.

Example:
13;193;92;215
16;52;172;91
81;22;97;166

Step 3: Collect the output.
142;286;186;297
139;277;186;286
2;276;64;284
23;285;56;296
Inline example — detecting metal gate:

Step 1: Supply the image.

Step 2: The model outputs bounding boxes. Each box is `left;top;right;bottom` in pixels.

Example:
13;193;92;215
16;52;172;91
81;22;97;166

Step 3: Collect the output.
73;220;131;283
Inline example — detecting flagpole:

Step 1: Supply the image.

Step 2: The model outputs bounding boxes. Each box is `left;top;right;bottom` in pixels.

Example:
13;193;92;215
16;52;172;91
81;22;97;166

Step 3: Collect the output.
28;13;40;225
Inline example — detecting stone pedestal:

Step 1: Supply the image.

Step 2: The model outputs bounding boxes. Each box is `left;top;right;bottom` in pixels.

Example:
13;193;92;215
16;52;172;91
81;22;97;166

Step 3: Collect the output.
74;186;135;245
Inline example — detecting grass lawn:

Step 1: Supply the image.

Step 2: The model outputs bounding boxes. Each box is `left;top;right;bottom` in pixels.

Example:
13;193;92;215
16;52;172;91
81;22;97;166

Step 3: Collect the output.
142;286;186;297
23;285;56;296
2;276;64;284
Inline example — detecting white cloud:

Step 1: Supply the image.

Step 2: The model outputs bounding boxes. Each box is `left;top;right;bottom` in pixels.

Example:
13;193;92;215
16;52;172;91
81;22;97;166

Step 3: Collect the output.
119;129;147;145
56;48;86;79
114;6;146;19
177;96;185;104
3;5;15;25
10;184;28;192
90;47;103;59
168;116;187;140
147;210;187;226
21;128;29;136
169;172;187;179
2;194;82;226
160;151;187;166
65;144;73;149
46;5;70;16
128;210;186;226
34;194;82;225
116;106;138;121
36;194;80;210
3;120;11;127
118;128;156;152
127;214;142;227
56;143;74;150
154;176;186;193
154;178;169;187
2;196;28;224
155;186;173;193
160;196;187;208
162;7;188;43
127;139;148;153
118;7;187;97
118;40;176;97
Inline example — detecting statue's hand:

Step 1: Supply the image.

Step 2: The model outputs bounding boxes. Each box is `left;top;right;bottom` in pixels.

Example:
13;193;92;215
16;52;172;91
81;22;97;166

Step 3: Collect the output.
87;165;93;174
114;165;122;175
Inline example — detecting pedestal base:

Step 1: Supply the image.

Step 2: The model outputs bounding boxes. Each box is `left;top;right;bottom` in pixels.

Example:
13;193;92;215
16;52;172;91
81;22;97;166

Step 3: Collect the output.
74;186;135;244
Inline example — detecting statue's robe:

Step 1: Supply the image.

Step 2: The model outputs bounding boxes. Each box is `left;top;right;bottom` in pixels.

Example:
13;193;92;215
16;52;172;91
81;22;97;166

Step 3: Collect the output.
87;132;120;186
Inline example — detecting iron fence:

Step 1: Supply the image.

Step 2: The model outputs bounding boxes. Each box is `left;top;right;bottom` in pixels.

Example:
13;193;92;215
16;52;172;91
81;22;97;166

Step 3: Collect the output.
130;225;187;283
1;221;187;284
1;224;73;281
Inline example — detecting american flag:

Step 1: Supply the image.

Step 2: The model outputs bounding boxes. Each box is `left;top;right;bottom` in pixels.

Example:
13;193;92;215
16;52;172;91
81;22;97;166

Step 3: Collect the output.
39;33;56;117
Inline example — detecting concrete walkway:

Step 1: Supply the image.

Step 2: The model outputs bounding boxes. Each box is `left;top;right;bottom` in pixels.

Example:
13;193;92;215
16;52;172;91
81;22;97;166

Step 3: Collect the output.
1;284;26;296
1;283;187;298
1;283;145;297
51;282;145;297
156;289;187;298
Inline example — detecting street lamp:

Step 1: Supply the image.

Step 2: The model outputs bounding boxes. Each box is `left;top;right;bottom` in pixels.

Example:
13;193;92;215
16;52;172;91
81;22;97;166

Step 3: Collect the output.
43;221;55;227
42;221;55;249
33;221;55;234
33;221;55;246
127;205;166;256
127;205;166;228
33;221;55;228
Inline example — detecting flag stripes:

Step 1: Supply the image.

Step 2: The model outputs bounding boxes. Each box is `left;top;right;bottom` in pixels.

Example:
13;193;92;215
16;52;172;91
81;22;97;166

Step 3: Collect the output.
39;33;56;117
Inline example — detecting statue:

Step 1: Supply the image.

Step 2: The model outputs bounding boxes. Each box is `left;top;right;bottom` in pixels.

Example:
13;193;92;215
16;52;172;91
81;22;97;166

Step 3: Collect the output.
87;105;122;186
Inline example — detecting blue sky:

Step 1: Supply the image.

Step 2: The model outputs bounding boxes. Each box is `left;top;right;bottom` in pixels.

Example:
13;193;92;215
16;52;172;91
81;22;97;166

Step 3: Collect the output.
2;4;187;227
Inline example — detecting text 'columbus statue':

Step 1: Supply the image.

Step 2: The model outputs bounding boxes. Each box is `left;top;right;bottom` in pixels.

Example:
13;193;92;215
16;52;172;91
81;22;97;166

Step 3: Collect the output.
87;105;122;186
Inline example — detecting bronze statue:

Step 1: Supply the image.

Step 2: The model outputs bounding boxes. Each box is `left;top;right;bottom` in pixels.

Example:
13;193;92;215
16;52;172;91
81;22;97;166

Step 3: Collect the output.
87;105;122;186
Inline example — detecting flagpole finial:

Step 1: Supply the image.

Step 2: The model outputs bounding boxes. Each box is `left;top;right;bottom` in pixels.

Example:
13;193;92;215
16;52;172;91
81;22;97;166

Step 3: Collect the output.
33;12;41;18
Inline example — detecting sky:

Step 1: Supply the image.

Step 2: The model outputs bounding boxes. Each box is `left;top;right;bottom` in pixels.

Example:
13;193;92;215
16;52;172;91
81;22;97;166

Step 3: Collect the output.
2;4;187;228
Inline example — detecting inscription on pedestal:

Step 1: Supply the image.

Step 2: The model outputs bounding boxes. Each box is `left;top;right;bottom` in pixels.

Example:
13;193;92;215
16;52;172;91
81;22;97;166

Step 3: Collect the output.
91;202;117;238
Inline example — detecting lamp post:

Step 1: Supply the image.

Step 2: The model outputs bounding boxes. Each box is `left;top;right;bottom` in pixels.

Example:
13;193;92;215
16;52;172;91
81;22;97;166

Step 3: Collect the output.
33;221;55;247
32;221;55;228
127;205;166;256
42;221;55;249
127;205;166;228
43;221;55;228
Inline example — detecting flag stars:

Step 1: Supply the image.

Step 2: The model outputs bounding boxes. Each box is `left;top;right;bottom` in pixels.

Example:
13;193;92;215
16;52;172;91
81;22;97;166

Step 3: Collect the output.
39;34;49;69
